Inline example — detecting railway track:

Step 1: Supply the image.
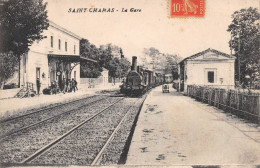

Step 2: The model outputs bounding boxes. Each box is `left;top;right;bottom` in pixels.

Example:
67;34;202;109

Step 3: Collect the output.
0;95;106;138
0;94;147;166
0;96;122;163
0;95;98;123
28;96;147;165
21;98;125;164
91;98;145;165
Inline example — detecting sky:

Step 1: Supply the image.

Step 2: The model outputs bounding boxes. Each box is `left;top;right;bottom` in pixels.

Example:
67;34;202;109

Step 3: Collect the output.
45;0;259;61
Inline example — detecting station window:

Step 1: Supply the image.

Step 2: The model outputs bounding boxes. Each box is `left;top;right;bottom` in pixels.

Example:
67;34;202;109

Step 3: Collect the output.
208;71;214;83
58;39;61;50
65;42;67;52
50;36;53;48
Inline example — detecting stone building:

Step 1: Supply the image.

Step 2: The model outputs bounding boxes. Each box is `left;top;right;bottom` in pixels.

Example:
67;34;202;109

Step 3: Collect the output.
20;21;95;93
178;48;236;92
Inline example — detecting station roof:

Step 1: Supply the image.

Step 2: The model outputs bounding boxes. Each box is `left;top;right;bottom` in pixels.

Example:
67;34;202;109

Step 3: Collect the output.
49;21;82;40
178;48;235;64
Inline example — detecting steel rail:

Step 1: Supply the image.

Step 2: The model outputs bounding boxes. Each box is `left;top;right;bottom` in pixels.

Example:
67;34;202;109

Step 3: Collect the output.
19;97;124;164
0;95;98;123
91;97;147;165
0;96;107;139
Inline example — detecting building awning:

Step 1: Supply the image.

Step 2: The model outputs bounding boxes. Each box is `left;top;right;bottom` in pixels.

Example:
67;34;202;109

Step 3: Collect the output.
48;54;80;62
80;56;97;63
48;54;97;63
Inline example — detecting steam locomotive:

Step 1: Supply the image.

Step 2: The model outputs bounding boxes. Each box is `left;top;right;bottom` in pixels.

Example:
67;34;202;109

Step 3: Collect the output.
120;56;164;96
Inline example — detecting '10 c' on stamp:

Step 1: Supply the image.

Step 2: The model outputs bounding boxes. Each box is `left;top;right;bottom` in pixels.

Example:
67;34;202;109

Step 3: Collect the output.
170;0;205;17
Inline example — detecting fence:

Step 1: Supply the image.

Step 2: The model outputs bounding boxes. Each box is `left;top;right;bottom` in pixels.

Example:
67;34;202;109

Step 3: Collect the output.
187;85;260;124
80;78;101;88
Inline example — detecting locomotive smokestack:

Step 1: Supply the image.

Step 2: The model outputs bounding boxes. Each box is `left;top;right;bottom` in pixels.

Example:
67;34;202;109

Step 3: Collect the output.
131;56;137;71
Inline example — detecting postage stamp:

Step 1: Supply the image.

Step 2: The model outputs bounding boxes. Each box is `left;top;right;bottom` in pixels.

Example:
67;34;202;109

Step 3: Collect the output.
170;0;205;17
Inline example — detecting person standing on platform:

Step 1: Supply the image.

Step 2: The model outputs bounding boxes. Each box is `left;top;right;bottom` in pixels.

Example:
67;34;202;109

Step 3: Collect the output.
62;78;66;94
51;81;57;95
36;78;41;95
68;79;71;92
53;81;57;94
71;78;76;92
75;79;78;90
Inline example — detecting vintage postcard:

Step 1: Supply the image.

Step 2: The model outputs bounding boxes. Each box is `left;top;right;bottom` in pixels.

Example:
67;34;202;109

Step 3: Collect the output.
0;0;259;167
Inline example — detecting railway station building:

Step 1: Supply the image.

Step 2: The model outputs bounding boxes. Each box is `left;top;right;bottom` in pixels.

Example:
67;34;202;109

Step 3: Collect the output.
178;48;236;93
19;21;96;94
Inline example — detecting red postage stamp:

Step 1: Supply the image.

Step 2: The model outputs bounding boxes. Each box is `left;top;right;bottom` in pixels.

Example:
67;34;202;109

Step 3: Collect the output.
170;0;205;17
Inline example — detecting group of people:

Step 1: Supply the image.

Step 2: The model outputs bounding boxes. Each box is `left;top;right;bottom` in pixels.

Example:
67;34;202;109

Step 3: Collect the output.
50;78;78;94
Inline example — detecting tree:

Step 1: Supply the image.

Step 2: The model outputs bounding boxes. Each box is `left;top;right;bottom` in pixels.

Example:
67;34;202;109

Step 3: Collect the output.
80;39;102;78
165;54;180;80
142;47;160;68
119;58;131;79
107;57;130;84
120;48;124;58
0;0;49;87
141;47;180;79
0;52;18;88
108;58;120;85
80;40;130;81
80;61;102;78
99;45;114;69
227;7;260;86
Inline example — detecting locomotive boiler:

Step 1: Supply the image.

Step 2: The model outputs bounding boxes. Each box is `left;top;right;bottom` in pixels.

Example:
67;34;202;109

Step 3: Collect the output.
120;56;146;96
120;56;164;96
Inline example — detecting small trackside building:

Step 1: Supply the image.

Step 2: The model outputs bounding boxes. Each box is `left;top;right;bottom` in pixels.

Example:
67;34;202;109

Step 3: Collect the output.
178;48;236;93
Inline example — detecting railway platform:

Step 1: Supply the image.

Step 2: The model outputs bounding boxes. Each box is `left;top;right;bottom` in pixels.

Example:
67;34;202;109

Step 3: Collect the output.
126;86;260;166
0;83;120;119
